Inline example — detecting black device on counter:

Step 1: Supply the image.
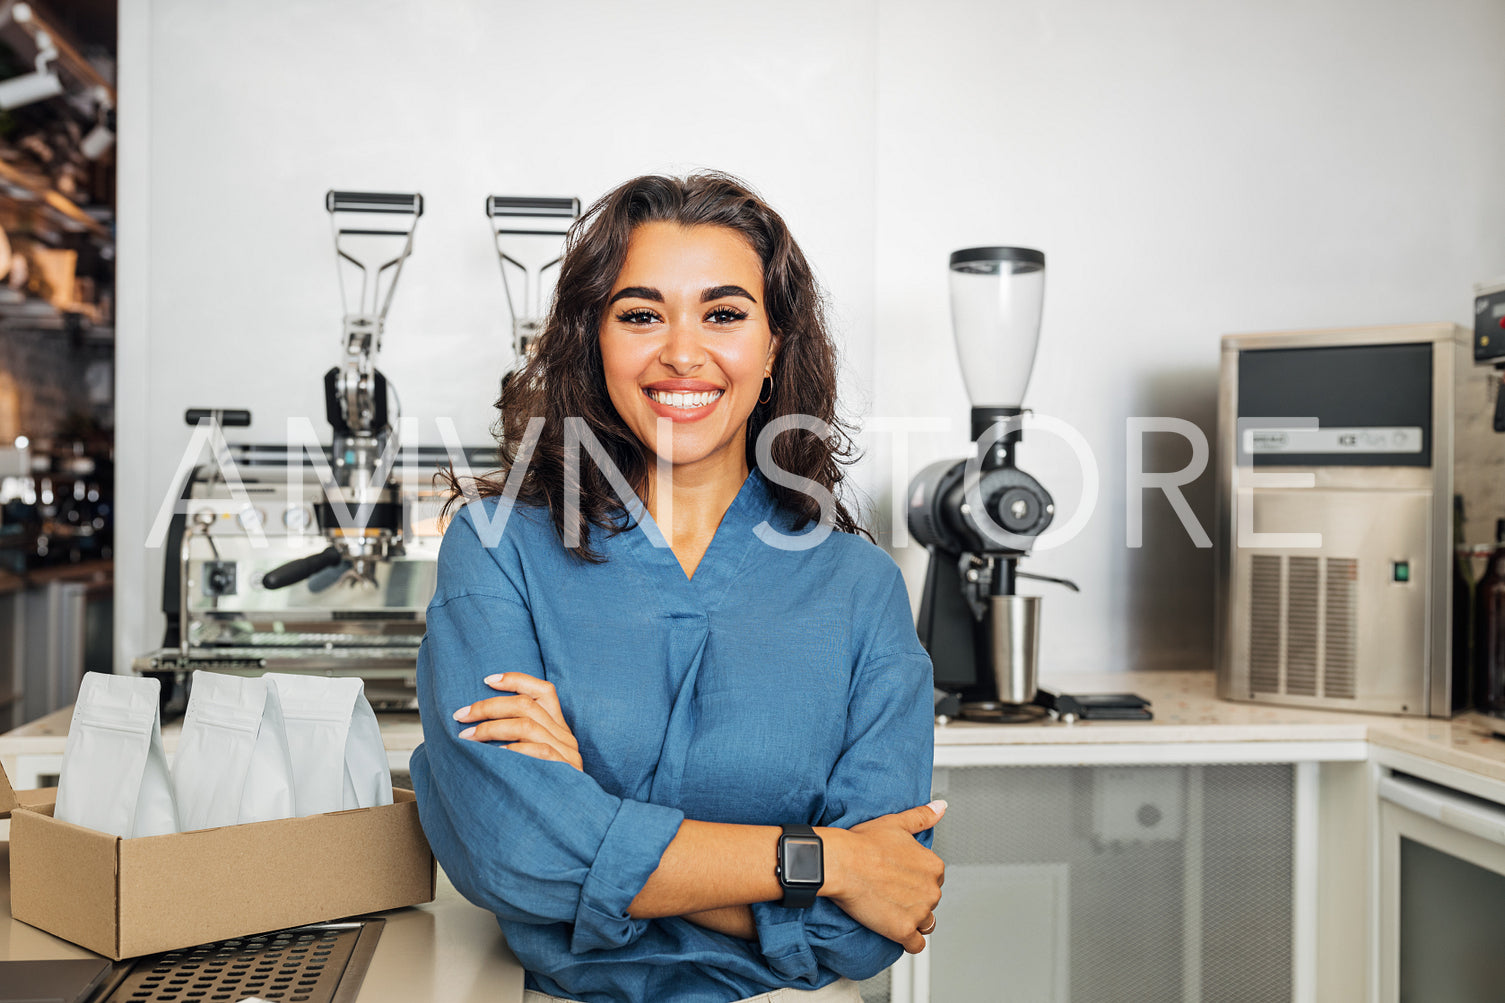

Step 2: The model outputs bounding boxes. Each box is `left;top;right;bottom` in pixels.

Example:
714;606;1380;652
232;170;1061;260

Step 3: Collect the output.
1036;689;1153;722
908;247;1078;720
910;404;1056;706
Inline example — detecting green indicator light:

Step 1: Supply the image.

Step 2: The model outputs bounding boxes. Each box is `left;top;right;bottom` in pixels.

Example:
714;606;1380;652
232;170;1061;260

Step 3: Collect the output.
1393;561;1410;583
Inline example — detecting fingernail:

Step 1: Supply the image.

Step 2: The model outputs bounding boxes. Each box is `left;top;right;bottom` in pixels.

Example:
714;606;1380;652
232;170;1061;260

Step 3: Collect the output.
458;726;476;739
452;707;468;721
928;799;948;814
484;674;504;686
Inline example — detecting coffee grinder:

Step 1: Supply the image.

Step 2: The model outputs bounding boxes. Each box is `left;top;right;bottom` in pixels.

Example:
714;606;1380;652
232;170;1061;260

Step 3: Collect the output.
908;247;1082;721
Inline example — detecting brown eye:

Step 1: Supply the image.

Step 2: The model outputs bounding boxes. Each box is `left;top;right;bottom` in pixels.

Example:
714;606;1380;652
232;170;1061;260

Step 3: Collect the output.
706;306;748;324
615;308;660;325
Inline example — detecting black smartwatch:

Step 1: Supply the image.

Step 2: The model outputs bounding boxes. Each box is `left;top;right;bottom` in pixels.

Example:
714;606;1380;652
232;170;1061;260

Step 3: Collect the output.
776;823;824;908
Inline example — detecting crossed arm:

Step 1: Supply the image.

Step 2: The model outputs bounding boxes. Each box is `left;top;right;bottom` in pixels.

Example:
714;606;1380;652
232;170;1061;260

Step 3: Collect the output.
453;671;946;955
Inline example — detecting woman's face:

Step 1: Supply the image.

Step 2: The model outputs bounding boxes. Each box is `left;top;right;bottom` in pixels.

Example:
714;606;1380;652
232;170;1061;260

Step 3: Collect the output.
599;221;779;483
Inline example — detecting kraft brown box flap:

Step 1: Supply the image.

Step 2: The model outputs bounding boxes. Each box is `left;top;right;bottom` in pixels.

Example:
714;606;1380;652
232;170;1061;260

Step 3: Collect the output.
0;757;16;815
9;809;122;958
18;788;57;809
0;758;57;819
116;798;434;958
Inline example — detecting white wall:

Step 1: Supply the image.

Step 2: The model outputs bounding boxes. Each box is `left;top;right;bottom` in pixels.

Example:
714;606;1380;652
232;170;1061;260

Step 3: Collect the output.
117;0;1505;677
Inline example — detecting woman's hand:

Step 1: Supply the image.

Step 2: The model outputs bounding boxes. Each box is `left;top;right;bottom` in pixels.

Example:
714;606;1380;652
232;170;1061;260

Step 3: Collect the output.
452;672;583;771
821;800;946;954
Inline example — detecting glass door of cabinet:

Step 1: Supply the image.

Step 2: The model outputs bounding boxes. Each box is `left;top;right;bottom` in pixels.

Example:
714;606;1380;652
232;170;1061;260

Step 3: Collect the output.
1378;773;1505;1002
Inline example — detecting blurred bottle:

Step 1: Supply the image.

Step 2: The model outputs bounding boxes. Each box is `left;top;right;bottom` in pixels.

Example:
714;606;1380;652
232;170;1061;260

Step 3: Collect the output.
1473;518;1505;716
1453;495;1474;713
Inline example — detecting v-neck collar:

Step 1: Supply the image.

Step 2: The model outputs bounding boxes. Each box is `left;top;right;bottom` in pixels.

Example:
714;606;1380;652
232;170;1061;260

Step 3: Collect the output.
612;469;781;613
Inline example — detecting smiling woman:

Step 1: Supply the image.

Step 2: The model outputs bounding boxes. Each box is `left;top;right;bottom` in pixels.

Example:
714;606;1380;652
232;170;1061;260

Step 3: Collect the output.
469;172;866;562
413;173;943;1003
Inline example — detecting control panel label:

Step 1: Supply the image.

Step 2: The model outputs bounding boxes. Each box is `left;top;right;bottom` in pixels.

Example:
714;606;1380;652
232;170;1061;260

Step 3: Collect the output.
1242;426;1423;455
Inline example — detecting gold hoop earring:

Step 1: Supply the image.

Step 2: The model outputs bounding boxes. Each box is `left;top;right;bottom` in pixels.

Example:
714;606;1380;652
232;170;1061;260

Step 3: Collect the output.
758;376;773;405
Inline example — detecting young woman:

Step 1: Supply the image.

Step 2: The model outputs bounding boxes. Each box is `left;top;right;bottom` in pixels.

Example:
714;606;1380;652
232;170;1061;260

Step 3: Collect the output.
410;173;943;1003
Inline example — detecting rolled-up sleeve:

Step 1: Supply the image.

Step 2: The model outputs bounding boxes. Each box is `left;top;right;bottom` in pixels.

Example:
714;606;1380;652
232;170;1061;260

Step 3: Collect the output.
748;569;937;982
410;510;685;955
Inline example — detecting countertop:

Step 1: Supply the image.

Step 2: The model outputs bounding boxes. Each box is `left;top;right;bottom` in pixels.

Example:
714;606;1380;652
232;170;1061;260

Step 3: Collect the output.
9;669;1505;780
934;671;1505;776
0;839;526;1001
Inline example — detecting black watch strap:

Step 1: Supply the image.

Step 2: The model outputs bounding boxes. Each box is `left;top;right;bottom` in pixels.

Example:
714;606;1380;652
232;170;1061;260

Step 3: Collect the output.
777;823;823;909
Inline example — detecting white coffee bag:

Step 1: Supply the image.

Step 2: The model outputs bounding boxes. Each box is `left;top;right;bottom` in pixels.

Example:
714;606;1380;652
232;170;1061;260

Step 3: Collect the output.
173;671;296;830
265;673;392;816
54;672;179;838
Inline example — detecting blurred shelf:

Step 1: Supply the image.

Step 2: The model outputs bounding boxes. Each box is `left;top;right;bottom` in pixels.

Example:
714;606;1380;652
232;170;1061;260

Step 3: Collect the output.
0;159;108;240
22;558;109;586
0;287;108;337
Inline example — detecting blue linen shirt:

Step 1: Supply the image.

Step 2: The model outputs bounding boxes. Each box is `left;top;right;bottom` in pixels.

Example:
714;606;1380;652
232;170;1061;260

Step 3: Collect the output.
410;470;935;1002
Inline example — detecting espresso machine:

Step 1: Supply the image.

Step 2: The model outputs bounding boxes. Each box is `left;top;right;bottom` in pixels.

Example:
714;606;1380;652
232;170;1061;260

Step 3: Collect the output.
133;190;493;708
908;247;1087;721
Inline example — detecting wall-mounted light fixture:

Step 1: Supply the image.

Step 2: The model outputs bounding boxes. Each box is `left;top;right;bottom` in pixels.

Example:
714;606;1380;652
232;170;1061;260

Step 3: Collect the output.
0;3;116;120
0;14;60;111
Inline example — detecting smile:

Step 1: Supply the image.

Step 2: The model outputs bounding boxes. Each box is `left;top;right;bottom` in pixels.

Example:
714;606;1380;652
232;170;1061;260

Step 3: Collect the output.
644;389;724;408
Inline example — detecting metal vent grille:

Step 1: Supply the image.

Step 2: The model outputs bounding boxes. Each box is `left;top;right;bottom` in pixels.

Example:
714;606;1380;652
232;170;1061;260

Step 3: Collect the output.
1323;558;1358;698
98;920;383;1003
1197;767;1297;1002
1244;554;1359;699
928;764;1294;1003
1248;556;1282;693
1285;557;1320;696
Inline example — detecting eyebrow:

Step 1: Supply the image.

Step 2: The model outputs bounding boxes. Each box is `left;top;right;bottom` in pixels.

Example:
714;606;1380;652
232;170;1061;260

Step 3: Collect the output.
606;284;759;306
700;285;757;304
608;286;662;305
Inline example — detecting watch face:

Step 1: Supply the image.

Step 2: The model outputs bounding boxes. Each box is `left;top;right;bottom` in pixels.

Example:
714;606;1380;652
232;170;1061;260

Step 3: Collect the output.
783;837;823;885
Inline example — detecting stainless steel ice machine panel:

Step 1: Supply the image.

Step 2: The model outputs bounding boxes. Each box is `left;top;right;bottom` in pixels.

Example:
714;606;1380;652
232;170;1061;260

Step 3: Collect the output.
1216;323;1499;717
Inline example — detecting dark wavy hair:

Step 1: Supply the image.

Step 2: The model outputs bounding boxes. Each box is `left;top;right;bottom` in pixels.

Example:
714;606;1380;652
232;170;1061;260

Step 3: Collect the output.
443;171;866;560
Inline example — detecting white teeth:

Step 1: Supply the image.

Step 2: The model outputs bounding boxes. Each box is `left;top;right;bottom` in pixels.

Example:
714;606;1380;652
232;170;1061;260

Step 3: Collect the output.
646;389;723;408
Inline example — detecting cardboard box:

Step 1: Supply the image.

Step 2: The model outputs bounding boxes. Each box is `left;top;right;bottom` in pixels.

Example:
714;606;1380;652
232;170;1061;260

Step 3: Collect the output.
0;760;435;960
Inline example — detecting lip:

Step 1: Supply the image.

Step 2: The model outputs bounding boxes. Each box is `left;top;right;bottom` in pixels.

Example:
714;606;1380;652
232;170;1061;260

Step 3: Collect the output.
641;385;724;423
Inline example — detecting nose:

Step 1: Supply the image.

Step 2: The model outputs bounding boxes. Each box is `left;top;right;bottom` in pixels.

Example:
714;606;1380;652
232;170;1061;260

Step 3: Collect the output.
658;317;708;373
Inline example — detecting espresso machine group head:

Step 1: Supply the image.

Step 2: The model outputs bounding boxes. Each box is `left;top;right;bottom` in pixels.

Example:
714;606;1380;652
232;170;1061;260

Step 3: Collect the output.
276;190;427;590
487;194;581;390
908;247;1078;720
